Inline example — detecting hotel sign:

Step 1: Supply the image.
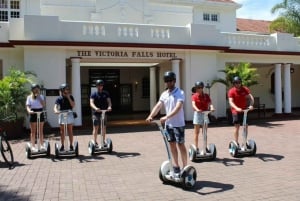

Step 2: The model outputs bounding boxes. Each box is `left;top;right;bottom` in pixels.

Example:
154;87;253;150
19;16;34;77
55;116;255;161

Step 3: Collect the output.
76;50;177;58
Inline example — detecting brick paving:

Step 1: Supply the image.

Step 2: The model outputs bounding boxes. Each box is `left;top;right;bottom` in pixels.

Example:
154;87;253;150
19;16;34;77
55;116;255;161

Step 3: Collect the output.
0;119;300;201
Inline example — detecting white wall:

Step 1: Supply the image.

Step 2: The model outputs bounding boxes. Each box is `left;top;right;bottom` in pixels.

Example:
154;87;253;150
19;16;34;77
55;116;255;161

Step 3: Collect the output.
0;48;24;75
24;47;67;127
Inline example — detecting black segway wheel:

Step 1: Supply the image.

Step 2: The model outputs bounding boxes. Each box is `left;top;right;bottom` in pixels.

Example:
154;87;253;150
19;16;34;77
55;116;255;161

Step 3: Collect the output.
188;145;196;162
107;138;113;153
181;166;197;190
74;141;79;157
55;143;59;158
26;144;31;159
209;143;217;160
229;141;238;157
247;139;257;156
88;141;95;156
46;141;51;157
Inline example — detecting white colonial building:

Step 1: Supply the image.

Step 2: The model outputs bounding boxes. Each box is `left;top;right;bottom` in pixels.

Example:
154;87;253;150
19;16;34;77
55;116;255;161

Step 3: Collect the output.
0;0;299;127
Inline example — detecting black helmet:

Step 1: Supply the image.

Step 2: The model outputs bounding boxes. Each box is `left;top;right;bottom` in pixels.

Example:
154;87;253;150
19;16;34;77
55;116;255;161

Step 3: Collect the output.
232;76;242;83
59;83;70;91
194;81;204;88
163;71;176;82
31;83;40;90
95;79;104;86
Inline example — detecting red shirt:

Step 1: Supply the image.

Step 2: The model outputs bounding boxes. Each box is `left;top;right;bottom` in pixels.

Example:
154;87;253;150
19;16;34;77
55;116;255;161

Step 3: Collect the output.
191;93;211;111
228;86;250;114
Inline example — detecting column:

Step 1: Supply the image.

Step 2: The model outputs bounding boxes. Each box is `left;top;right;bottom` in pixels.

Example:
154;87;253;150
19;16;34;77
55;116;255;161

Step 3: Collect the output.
149;66;157;110
283;63;292;113
71;57;82;126
274;63;282;114
170;58;181;88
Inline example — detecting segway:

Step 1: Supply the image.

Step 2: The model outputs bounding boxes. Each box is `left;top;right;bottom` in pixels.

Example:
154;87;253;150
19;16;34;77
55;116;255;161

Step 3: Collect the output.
54;110;79;158
26;111;50;159
189;110;217;161
88;110;113;155
153;120;197;190
229;108;257;157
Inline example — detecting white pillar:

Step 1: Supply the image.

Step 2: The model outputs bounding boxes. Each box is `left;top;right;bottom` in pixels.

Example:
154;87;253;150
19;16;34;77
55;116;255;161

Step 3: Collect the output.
171;58;181;88
149;66;157;110
274;63;282;114
283;63;292;113
71;57;82;126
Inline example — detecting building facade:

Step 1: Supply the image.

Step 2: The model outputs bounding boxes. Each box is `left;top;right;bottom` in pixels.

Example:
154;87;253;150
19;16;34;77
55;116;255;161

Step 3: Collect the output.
1;0;299;127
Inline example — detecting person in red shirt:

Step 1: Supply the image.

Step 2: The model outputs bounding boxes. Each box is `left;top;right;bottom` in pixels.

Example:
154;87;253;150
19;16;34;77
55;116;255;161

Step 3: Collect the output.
228;76;254;147
191;81;214;153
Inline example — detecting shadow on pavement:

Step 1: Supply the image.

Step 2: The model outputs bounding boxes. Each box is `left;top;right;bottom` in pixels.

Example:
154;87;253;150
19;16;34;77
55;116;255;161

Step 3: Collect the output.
111;151;141;158
193;180;234;195
215;157;245;166
0;185;30;201
255;153;284;162
0;161;26;169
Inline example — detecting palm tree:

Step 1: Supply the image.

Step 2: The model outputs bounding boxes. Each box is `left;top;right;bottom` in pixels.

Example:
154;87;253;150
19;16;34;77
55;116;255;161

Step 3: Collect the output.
211;62;259;89
270;0;300;36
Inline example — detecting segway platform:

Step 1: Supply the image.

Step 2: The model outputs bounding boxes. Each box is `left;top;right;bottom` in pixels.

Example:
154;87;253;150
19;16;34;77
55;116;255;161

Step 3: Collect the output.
26;141;51;159
55;141;79;158
88;139;113;155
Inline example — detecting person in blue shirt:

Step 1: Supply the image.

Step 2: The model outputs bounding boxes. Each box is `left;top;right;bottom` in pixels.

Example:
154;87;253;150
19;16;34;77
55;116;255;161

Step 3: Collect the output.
53;83;75;151
90;80;112;147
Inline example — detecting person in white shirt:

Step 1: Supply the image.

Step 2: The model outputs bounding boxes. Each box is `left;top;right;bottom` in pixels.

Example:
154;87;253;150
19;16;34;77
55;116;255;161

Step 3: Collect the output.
146;71;187;175
26;84;46;150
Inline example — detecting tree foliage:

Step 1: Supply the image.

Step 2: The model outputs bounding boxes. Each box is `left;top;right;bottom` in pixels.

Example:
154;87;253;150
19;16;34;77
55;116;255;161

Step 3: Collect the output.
211;62;259;89
270;0;300;36
0;68;36;120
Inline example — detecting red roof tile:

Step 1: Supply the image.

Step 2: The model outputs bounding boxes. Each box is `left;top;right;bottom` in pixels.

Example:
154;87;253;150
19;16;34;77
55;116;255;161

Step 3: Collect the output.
237;18;272;34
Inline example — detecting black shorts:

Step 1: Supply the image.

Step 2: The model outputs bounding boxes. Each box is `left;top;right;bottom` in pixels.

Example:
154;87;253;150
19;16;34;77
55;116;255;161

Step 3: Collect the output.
92;113;107;126
232;113;244;125
29;108;45;123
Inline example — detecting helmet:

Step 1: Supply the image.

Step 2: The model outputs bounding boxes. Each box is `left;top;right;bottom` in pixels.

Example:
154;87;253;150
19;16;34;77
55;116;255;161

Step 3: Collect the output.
194;81;204;88
95;79;104;86
163;71;176;82
59;83;70;91
31;84;40;90
232;76;242;83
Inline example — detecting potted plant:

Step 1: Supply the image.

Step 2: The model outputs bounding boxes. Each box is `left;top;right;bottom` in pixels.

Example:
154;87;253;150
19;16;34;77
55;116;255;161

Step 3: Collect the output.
211;62;259;122
0;68;37;140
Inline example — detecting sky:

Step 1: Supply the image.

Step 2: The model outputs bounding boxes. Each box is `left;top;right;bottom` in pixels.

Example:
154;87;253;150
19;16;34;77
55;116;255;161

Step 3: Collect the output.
234;0;283;21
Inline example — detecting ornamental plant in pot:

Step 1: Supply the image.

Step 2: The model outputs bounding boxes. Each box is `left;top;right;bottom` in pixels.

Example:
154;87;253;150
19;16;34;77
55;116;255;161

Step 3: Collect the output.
0;68;37;140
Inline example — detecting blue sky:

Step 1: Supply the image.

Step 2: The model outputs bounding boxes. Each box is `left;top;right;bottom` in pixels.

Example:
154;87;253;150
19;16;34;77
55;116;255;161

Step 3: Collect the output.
234;0;283;20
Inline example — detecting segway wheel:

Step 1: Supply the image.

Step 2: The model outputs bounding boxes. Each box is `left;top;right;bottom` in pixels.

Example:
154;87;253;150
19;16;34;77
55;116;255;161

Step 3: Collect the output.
88;141;95;156
159;160;171;183
74;141;79;157
229;141;238;157
107;138;113;153
188;145;196;162
209;143;217;160
46;141;51;157
55;143;59;158
26;144;31;159
247;139;257;156
181;166;197;190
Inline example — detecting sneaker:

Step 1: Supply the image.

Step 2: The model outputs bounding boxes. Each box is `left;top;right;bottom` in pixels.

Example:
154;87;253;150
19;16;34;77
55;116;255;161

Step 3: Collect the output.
69;145;74;151
95;142;99;148
60;145;64;151
196;148;200;155
31;147;38;152
173;166;180;174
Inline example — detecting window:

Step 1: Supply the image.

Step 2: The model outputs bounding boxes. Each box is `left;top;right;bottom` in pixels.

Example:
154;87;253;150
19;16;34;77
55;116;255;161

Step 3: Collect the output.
203;12;219;22
203;13;210;21
211;14;218;22
0;0;20;21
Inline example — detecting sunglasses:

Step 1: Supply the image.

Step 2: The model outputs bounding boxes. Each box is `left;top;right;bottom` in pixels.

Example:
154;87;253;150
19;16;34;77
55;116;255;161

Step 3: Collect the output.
196;87;204;89
234;82;241;84
164;79;174;83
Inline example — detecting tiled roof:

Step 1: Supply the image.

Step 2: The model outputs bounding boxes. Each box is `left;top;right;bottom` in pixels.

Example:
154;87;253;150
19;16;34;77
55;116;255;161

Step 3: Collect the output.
237;18;272;34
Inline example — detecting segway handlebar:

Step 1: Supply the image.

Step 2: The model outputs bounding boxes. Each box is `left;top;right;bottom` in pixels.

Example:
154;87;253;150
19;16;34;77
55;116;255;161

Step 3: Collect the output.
58;110;73;114
30;110;46;115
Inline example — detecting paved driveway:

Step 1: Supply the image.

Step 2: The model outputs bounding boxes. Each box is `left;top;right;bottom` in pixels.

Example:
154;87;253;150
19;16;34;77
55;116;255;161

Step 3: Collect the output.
0;119;299;201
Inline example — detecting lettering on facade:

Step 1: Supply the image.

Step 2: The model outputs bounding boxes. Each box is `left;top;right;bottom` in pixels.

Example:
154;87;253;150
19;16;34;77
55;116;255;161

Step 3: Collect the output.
77;51;176;58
